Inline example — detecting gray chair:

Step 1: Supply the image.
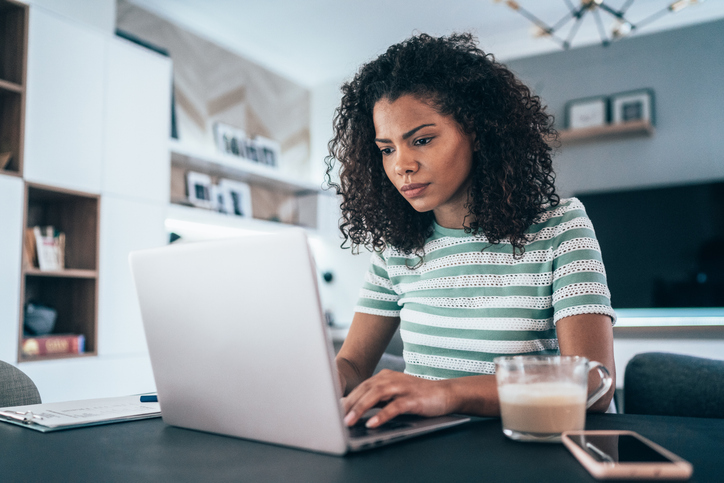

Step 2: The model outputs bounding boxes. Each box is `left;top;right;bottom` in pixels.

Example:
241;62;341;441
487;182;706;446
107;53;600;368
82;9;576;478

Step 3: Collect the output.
0;360;42;407
624;352;724;419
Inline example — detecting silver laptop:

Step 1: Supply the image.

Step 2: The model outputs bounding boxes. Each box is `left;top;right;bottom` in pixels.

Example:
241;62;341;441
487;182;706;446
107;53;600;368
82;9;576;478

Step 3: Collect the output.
129;229;469;455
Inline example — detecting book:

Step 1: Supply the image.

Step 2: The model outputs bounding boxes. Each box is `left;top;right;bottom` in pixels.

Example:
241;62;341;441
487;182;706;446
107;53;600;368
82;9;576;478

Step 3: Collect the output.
23;227;38;268
33;226;65;271
21;334;85;357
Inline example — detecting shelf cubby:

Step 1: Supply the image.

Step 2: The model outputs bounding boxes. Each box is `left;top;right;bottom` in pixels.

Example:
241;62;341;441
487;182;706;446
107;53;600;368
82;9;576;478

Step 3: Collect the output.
19;183;100;362
0;0;27;177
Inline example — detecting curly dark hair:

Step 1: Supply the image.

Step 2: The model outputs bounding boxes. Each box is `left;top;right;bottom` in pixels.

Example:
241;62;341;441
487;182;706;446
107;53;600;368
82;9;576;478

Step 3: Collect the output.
325;33;559;258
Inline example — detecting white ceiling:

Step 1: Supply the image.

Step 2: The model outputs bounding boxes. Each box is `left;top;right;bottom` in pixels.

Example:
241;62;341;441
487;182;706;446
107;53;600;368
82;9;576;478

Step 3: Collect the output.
125;0;724;87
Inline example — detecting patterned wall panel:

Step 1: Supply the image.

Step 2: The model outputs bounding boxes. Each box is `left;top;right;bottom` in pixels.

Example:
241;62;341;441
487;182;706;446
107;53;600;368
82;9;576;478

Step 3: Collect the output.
116;0;311;180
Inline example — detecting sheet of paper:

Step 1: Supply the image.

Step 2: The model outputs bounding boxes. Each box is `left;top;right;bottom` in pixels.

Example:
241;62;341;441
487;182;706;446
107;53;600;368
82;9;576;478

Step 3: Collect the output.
0;395;160;431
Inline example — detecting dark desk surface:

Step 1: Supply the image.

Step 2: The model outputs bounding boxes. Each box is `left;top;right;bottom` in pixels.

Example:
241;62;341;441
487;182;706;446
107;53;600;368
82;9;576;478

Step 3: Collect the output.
1;413;722;482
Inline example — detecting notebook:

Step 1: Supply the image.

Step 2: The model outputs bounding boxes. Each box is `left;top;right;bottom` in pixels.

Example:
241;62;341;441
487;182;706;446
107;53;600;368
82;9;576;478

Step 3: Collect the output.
129;229;469;455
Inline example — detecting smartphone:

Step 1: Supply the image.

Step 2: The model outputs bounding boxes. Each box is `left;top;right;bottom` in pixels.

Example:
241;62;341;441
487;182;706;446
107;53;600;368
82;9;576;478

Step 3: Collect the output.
562;430;693;480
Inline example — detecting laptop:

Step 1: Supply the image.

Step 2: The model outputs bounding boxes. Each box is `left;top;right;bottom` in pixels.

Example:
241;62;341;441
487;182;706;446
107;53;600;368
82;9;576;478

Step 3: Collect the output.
129;229;469;455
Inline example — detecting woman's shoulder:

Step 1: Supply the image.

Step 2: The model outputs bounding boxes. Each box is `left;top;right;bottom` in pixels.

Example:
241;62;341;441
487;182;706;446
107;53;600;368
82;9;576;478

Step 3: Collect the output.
537;197;588;223
527;197;594;243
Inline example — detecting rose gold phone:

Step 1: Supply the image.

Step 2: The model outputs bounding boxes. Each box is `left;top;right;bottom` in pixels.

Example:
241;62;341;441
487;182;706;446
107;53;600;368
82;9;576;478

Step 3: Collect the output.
562;430;693;480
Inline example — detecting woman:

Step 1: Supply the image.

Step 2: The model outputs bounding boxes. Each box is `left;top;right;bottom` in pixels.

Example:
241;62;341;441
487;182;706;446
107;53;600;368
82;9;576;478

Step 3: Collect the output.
325;33;616;429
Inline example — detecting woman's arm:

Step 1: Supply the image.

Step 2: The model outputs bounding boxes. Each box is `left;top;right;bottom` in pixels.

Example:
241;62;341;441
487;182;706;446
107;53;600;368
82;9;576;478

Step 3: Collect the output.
556;313;616;412
342;370;500;428
338;313;499;428
342;313;616;428
335;312;400;395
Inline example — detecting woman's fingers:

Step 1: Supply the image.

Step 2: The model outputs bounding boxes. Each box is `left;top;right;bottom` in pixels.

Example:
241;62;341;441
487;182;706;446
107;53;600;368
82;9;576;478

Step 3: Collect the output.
343;372;397;426
365;398;415;428
342;370;449;427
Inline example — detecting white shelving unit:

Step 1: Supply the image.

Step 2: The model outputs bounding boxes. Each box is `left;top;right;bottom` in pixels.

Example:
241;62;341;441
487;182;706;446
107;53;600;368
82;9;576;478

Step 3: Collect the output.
165;203;310;241
168;139;335;242
169;139;320;193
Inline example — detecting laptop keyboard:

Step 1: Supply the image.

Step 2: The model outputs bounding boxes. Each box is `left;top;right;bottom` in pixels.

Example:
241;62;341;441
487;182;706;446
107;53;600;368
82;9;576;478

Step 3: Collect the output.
347;414;423;438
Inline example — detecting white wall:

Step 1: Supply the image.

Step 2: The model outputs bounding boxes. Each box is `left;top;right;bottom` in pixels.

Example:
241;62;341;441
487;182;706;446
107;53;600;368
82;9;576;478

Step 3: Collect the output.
27;0;116;34
310;78;344;184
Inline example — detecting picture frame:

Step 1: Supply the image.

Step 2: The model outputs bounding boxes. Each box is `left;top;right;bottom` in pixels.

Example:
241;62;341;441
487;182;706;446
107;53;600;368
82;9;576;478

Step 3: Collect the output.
243;140;260;163
611;89;655;125
186;171;215;209
218;179;252;217
565;96;609;130
252;136;281;168
210;184;228;214
214;122;248;158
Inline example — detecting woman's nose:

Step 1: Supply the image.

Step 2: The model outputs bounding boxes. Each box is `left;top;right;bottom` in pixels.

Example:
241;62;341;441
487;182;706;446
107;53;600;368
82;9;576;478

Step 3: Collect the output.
394;148;418;176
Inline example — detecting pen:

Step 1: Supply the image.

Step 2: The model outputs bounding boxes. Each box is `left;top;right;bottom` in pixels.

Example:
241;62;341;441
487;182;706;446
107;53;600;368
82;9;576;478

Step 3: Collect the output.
140;395;158;403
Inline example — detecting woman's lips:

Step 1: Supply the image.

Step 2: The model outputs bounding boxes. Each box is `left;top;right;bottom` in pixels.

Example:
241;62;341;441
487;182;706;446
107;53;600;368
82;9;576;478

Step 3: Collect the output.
400;183;429;198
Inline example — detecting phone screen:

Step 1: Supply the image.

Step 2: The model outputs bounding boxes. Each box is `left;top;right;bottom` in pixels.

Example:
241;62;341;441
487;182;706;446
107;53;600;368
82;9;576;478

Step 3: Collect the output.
567;434;674;463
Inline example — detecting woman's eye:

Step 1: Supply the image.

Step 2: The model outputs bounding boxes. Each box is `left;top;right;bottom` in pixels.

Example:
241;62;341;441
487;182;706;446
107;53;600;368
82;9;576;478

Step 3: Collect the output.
415;137;433;146
379;147;393;156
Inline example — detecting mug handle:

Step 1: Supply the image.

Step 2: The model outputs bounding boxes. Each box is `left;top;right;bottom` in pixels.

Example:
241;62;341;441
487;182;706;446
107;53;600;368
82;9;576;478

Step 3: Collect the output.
586;361;613;409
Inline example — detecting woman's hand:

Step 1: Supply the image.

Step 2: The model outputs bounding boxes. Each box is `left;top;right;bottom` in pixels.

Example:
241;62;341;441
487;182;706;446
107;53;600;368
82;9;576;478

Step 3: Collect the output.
342;369;452;428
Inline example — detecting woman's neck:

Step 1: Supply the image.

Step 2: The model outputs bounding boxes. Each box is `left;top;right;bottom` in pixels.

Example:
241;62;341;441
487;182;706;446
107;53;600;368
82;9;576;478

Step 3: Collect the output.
433;205;471;229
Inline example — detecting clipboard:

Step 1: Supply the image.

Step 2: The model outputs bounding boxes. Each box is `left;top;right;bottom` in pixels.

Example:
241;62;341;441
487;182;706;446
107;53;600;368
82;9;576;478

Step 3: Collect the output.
0;395;160;432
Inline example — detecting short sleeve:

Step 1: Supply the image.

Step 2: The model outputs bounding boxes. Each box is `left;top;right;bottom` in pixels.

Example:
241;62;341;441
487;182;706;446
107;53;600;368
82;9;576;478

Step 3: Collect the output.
550;199;617;325
354;251;402;318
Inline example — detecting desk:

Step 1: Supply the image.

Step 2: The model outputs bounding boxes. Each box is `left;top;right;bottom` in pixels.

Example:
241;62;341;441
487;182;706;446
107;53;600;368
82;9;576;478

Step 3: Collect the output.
1;413;722;482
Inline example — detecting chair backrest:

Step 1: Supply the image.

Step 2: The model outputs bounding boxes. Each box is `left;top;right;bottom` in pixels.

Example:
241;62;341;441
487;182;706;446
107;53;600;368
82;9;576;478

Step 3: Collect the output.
624;352;724;419
0;361;42;407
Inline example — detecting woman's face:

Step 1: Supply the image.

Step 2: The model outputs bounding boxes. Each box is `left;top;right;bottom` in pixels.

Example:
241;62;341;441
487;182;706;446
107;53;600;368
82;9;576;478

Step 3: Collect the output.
373;94;476;229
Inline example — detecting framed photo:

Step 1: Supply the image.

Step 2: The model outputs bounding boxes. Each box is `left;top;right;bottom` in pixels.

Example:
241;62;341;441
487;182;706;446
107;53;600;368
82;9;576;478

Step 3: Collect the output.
244;140;260;163
210;184;228;214
186;171;215;209
611;89;654;125
566;96;609;130
214;122;247;158
218;179;252;217
253;136;281;168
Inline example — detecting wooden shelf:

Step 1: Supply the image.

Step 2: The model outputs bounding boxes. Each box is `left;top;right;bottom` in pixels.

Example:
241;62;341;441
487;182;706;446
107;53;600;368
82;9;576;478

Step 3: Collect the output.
20;352;96;363
558;120;655;144
0;78;22;93
25;268;98;279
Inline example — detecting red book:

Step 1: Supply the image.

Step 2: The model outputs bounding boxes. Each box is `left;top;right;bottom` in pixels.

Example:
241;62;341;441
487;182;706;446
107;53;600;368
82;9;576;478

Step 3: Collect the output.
22;334;85;357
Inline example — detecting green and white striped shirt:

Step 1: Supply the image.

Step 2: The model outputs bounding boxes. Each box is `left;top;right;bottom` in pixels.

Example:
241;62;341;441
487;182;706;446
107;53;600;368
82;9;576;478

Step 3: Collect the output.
354;197;616;380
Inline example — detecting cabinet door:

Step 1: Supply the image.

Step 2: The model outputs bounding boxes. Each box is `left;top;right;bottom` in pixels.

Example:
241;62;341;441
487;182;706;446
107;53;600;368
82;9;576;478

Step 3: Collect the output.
98;194;167;355
103;38;172;203
0;175;24;363
23;7;106;193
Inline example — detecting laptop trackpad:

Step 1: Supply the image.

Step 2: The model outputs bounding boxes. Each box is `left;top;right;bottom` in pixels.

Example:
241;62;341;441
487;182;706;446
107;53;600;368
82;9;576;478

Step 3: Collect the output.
348;413;425;438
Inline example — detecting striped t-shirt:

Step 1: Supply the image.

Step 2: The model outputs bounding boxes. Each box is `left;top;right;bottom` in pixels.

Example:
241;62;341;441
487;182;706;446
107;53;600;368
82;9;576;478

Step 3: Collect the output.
354;197;616;380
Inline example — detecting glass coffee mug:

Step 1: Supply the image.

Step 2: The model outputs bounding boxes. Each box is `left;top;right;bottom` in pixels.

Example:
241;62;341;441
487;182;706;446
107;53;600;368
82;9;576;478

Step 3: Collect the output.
494;356;612;443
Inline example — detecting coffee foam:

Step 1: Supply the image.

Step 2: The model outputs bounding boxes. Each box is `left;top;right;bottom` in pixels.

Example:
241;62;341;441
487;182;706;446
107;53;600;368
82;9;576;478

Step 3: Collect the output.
498;381;586;405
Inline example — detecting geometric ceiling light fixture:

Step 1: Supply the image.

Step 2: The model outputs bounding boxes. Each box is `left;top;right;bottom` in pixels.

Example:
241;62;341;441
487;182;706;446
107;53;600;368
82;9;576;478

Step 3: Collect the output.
494;0;707;49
